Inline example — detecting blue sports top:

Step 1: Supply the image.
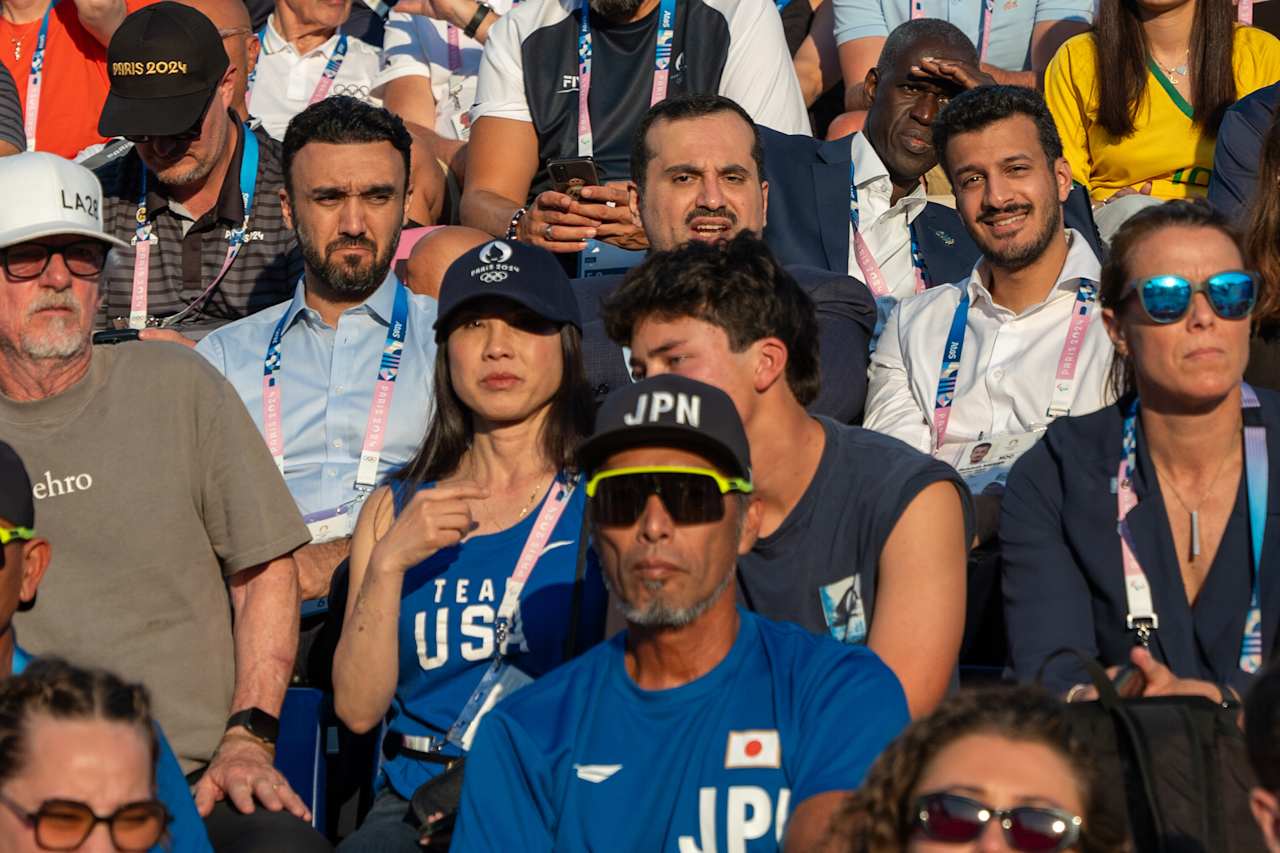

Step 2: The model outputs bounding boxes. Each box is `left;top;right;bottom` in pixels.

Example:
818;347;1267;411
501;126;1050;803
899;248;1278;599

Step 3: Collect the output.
451;609;909;851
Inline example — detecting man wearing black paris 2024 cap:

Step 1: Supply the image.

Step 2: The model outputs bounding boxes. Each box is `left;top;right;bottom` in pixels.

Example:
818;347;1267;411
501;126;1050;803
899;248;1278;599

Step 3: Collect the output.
93;1;301;342
451;374;910;851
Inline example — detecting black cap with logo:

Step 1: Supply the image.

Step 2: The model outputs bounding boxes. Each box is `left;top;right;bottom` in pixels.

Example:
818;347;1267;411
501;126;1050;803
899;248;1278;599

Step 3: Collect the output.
577;375;752;481
98;1;229;139
434;239;582;341
0;441;34;529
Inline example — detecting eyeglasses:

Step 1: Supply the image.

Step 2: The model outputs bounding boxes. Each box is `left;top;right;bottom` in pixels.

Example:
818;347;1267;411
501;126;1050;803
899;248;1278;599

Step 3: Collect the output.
1121;271;1257;324
2;241;108;280
0;790;170;851
123;93;213;144
912;793;1083;852
585;465;753;527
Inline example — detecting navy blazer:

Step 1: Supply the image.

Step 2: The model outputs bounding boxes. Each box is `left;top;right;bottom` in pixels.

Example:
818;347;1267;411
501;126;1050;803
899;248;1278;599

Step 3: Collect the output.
1209;82;1280;223
758;125;1104;281
1001;390;1280;696
574;265;876;422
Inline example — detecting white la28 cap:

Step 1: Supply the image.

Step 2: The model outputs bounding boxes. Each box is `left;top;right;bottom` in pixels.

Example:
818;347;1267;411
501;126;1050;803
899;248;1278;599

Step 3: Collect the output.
0;152;129;251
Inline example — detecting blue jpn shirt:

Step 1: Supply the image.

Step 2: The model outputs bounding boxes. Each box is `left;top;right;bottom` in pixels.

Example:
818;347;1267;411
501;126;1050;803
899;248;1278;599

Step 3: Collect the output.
451;609;909;852
380;475;607;799
12;646;212;853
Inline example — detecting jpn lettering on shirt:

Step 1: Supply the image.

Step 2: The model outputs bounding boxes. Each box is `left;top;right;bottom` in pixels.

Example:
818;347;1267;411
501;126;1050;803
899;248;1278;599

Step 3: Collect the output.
819;575;867;644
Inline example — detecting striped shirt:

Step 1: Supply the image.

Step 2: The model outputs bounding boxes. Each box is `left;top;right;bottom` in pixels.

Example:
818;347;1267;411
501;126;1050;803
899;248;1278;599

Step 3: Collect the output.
94;116;302;334
0;63;22;152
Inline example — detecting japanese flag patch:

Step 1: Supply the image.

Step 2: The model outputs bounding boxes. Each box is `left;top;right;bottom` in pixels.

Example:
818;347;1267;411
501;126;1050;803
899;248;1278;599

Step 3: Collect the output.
724;730;781;769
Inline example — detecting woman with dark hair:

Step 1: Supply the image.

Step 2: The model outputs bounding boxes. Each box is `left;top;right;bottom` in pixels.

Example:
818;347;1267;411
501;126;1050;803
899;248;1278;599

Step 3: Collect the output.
1044;0;1279;211
1243;109;1280;391
332;240;606;852
831;686;1129;852
1002;200;1280;703
0;658;171;852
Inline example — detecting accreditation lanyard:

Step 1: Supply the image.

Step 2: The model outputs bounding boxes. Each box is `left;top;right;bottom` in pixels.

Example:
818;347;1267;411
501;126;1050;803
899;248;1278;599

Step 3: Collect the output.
849;162;927;299
261;282;410;491
910;0;993;63
246;30;348;106
931;278;1096;449
1117;384;1268;672
576;0;676;157
129;126;260;330
446;476;576;749
22;0;58;152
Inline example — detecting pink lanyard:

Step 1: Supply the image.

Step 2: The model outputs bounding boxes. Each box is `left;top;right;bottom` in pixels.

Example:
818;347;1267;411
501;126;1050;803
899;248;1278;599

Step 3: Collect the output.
446;24;461;71
911;0;993;64
576;0;675;157
1239;0;1253;24
931;280;1096;449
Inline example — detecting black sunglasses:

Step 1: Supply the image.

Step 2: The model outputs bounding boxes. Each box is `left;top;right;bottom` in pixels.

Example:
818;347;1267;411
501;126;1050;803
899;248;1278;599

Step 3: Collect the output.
912;792;1083;851
2;241;109;280
585;466;753;527
0;790;170;851
123;92;214;144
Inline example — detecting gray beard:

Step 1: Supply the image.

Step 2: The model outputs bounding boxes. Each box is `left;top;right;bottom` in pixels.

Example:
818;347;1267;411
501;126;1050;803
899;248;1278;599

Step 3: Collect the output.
604;565;734;629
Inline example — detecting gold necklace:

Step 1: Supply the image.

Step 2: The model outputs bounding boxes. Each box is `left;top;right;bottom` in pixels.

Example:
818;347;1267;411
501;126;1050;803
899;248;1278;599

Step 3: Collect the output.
1152;49;1190;84
467;460;551;531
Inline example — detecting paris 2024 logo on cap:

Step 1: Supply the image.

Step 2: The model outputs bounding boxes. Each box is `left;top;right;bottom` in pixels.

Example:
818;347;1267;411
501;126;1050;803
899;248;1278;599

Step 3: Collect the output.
472;240;519;284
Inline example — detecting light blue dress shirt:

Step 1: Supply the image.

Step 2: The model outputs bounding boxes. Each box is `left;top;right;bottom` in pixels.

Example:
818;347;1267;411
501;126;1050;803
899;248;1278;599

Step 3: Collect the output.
197;274;437;528
831;0;1092;72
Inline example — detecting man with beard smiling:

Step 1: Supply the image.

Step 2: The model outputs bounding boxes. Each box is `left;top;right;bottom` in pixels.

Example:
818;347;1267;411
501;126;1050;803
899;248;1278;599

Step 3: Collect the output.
94;3;303;341
459;0;809;257
198;96;438;602
864;85;1113;545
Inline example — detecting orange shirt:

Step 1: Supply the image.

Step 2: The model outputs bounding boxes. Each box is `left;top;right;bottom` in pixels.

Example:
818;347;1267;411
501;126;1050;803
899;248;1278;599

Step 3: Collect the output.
0;0;152;159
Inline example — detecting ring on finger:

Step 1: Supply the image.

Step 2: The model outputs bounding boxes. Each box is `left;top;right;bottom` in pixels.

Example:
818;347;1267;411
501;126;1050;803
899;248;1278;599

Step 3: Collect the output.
544;223;554;241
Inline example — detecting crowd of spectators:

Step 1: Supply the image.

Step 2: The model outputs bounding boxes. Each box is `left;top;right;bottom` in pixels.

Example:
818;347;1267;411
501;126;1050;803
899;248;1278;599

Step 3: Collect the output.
2;0;1280;848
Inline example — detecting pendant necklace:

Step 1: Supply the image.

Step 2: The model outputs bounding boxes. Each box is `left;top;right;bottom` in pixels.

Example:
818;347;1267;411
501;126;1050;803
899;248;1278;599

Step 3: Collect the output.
1153;49;1190;84
1153;449;1236;560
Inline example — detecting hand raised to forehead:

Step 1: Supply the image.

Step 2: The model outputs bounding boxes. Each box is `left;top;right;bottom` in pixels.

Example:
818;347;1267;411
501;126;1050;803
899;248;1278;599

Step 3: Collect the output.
911;56;995;92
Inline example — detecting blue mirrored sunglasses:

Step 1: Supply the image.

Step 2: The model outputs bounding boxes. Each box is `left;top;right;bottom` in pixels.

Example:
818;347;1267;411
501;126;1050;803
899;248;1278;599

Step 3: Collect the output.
1121;271;1257;324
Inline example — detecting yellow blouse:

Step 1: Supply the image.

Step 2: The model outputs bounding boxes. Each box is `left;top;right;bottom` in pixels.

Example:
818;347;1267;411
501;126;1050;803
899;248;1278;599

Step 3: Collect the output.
1045;26;1280;202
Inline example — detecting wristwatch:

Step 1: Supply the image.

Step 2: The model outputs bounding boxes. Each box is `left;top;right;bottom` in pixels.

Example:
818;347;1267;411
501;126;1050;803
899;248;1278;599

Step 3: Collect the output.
224;708;280;746
464;1;492;38
506;206;528;240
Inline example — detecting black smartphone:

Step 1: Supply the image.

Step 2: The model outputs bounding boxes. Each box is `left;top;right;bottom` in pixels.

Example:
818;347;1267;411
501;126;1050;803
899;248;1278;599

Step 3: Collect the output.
92;329;141;345
547;156;600;199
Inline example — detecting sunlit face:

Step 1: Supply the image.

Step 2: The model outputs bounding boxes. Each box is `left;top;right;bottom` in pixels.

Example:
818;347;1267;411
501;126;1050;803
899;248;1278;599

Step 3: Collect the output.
0;236;102;366
1104;225;1251;406
445;299;566;426
280;0;352;31
0;717;154;853
945;115;1072;272
282;141;408;300
636;112;768;251
865;36;968;183
134;72;235;189
627;315;760;424
592;445;759;628
908;733;1086;853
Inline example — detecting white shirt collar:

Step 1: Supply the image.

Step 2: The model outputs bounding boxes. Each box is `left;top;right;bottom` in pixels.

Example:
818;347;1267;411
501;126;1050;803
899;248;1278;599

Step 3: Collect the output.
849;131;928;214
966;229;1103;314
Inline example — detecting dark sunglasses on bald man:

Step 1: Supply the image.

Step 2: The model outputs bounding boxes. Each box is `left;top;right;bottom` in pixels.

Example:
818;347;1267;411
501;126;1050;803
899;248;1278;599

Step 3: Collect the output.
586;466;753;527
0;790;170;851
1121;271;1256;325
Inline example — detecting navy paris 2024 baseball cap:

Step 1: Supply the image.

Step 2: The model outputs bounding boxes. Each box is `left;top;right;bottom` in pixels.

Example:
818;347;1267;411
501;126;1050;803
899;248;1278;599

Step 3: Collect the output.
434;239;582;341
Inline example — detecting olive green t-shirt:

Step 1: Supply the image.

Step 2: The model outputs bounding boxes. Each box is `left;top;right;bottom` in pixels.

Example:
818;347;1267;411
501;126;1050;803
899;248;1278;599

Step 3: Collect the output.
0;342;309;772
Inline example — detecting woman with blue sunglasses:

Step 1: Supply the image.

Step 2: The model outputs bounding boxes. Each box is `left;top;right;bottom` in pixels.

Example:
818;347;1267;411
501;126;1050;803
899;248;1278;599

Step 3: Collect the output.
1002;200;1280;704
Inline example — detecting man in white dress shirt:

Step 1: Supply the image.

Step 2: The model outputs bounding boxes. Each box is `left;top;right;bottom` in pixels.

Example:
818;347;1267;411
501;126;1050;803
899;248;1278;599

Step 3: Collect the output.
865;85;1112;543
248;0;383;139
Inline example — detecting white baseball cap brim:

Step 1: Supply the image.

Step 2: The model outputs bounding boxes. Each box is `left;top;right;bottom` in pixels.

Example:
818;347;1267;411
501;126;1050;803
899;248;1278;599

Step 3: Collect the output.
0;219;129;251
0;152;129;253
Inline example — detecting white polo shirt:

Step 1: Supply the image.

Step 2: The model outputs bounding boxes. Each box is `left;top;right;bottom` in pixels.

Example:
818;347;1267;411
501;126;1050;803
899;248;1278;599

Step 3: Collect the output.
372;3;515;141
864;229;1113;455
249;17;384;140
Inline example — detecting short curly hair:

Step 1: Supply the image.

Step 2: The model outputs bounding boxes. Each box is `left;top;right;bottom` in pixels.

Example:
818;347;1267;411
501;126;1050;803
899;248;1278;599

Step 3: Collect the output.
830;686;1131;852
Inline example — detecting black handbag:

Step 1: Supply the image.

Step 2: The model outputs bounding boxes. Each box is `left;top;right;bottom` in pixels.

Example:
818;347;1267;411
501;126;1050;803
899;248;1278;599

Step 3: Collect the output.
1040;649;1265;853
